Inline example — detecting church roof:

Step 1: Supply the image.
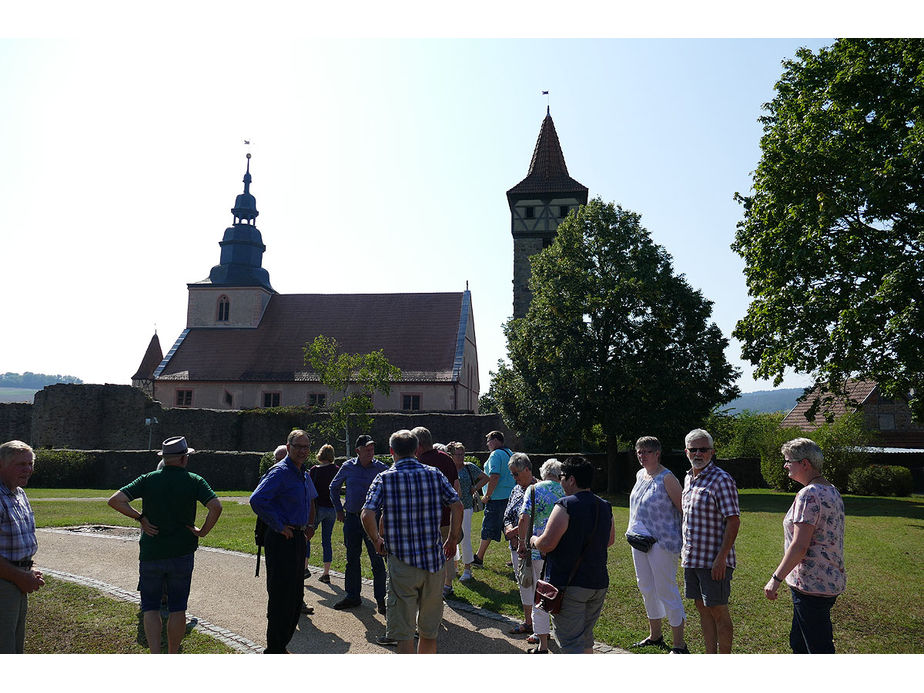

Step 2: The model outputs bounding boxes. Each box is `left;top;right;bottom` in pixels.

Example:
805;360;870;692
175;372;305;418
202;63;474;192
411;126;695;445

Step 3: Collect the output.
131;333;163;381
506;109;588;199
155;292;474;383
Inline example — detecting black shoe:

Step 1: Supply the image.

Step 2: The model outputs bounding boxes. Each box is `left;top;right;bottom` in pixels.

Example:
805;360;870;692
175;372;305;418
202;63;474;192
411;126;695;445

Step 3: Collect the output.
471;555;483;566
669;645;691;654
319;574;331;584
377;600;387;615
304;569;312;580
629;636;666;649
376;634;398;647
300;602;314;615
333;598;362;610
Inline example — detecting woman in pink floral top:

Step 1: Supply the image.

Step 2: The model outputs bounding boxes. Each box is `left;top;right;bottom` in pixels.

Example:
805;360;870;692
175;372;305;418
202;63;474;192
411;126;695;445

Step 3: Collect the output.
764;438;846;653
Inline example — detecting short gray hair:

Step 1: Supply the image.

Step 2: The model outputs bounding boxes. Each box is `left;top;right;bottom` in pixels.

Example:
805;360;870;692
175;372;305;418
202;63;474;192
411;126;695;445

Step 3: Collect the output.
0;440;34;464
410;426;433;449
508;452;531;473
539;458;562;480
781;438;824;473
685;429;714;448
635;436;661;452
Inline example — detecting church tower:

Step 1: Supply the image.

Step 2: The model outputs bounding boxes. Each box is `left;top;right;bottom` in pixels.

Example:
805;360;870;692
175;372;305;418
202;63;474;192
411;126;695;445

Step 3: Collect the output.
506;108;588;319
186;154;276;329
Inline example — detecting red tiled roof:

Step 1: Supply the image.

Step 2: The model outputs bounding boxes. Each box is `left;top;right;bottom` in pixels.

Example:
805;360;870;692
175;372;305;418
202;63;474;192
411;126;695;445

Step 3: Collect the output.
781;380;877;431
506;111;588;198
131;333;163;381
156;293;470;383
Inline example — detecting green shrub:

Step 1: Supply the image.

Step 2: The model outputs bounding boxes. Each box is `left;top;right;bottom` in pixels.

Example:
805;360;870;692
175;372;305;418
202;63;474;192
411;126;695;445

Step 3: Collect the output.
258;451;275;476
847;465;913;497
757;425;807;492
464;455;482;469
32;450;95;487
812;412;874;491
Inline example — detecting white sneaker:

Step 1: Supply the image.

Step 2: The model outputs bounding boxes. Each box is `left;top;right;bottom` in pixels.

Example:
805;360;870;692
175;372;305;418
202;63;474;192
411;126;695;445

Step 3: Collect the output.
459;571;473;582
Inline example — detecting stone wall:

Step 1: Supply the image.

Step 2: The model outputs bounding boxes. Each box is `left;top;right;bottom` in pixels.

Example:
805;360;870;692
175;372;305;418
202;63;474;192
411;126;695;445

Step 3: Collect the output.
0;403;32;443
22;384;514;455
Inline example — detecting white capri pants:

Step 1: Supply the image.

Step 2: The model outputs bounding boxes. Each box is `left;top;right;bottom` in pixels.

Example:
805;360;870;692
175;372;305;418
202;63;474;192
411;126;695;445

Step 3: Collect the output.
459;508;474;565
632;542;686;627
510;550;551;636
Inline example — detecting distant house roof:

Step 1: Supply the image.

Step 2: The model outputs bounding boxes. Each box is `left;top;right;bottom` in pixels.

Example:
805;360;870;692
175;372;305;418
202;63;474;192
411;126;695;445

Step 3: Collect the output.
506;109;588;199
781;379;877;431
155;292;473;383
132;333;163;381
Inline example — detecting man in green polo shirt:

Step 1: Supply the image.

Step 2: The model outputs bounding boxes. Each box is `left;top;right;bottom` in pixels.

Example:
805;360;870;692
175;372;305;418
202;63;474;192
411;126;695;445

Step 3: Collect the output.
108;436;222;653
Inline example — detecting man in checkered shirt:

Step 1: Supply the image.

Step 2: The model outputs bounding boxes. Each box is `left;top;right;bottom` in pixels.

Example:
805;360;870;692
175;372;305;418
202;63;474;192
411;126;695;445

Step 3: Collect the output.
680;428;740;654
0;440;45;653
361;429;462;654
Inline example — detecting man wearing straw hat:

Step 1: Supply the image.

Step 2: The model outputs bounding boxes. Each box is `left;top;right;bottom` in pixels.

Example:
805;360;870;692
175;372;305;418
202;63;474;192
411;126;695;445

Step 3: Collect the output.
108;436;222;653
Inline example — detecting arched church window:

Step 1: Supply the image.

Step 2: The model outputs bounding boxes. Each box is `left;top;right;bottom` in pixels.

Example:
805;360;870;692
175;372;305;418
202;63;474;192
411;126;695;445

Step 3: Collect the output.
217;295;230;322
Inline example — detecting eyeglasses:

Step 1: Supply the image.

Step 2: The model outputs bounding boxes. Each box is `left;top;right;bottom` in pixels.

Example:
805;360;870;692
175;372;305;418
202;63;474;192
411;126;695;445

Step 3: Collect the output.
687;447;712;453
784;458;805;465
289;443;311;450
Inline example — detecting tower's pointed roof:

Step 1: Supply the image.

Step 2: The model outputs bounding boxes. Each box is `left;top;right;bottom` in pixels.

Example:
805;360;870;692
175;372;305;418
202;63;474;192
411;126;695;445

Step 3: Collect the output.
132;332;163;381
507;108;588;198
193;153;274;292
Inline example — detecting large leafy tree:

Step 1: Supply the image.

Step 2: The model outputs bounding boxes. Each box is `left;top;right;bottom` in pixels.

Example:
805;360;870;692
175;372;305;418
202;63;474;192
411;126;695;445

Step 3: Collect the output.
496;198;739;488
304;335;401;456
732;39;924;419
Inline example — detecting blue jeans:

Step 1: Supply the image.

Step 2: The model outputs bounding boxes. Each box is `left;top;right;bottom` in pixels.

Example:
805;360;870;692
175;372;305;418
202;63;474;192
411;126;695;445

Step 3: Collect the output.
343;512;386;602
308;506;336;564
790;588;837;653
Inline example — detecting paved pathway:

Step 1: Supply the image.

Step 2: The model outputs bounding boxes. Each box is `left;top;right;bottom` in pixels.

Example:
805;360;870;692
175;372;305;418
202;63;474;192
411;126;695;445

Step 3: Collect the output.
34;525;628;655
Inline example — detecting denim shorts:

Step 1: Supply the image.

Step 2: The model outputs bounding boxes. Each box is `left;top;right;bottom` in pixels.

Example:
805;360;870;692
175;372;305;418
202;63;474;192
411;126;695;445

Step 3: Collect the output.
480;498;507;541
138;553;195;612
684;567;733;606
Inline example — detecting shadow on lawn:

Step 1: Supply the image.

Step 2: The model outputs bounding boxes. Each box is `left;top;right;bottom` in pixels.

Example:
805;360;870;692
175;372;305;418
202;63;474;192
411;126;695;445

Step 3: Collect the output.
739;491;924;520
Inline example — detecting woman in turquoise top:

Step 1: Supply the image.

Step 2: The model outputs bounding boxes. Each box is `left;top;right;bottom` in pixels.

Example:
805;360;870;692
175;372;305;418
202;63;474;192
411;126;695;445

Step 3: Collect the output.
517;458;565;653
627;436;688;653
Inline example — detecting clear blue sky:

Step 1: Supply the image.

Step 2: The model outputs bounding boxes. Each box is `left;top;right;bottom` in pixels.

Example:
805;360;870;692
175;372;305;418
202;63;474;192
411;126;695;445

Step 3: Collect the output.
0;21;871;397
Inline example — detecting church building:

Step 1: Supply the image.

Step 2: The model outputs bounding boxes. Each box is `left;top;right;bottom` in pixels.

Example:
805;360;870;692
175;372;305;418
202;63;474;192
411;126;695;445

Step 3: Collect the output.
132;154;480;412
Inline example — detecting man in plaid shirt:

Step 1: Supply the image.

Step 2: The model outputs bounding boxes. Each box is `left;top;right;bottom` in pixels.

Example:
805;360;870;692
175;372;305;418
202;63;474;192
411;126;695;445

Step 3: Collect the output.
362;429;462;654
681;428;740;654
0;440;44;653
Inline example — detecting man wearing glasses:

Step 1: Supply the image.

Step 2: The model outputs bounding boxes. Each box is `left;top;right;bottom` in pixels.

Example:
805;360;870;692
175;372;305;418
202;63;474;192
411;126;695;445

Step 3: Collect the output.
250;429;318;653
680;428;740;654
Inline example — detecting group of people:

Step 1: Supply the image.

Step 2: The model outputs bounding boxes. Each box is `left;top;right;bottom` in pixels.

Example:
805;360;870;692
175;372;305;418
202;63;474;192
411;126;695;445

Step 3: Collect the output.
0;423;845;655
625;429;846;655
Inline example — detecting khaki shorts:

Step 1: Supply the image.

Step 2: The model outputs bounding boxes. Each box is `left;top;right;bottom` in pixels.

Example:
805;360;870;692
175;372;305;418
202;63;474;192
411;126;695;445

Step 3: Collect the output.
386;556;445;641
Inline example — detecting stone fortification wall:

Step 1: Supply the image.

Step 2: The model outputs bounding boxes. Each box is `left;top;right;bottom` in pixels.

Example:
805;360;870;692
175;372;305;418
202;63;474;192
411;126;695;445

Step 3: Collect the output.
23;384;513;455
0;403;32;443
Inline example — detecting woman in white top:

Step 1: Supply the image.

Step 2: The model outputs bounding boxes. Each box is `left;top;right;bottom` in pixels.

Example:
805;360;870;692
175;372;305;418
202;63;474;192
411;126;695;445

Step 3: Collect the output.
627;436;687;653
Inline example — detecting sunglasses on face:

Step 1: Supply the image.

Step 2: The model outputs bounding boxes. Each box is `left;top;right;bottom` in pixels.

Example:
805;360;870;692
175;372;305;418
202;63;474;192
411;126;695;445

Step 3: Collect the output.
687;447;712;453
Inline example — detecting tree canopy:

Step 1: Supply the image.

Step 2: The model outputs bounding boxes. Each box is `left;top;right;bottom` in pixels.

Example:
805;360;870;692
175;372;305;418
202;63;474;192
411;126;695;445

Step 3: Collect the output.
732;39;924;419
0;372;83;388
490;198;739;454
303;335;401;455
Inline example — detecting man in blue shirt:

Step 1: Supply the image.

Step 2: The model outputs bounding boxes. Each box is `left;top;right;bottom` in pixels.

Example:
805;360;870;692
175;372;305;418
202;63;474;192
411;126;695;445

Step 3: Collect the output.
250;429;318;654
473;430;514;566
362;429;462;654
328;434;388;612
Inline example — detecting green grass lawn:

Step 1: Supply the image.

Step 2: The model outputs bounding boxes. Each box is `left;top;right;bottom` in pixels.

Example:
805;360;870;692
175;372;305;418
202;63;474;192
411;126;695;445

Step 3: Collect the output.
28;488;924;653
25;576;235;653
